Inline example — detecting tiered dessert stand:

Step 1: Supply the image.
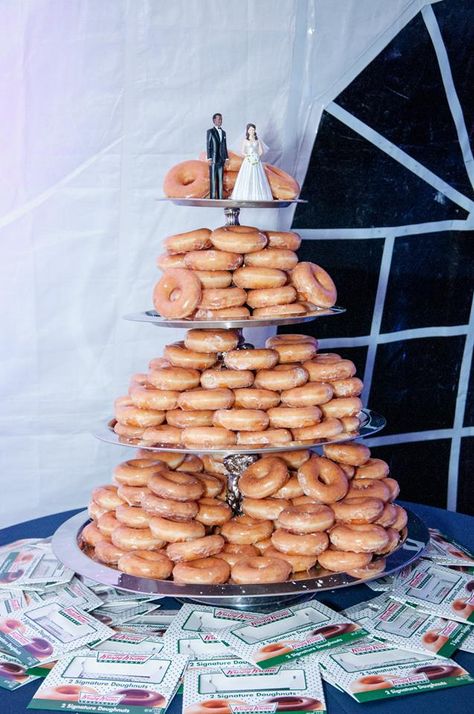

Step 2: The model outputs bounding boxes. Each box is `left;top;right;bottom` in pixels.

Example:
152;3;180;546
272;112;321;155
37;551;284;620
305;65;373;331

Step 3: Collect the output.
53;199;429;610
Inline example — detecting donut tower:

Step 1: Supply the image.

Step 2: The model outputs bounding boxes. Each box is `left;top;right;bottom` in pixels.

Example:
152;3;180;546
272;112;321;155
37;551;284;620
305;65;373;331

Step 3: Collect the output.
82;201;407;592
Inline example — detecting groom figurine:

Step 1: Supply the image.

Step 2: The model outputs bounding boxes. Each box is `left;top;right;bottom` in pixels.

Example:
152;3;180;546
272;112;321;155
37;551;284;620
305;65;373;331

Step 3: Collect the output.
207;113;228;199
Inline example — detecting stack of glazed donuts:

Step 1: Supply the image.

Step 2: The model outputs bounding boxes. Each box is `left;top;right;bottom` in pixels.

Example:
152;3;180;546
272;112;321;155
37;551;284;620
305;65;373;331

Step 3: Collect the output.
82;444;407;584
153;226;337;319
113;331;365;449
163;151;300;200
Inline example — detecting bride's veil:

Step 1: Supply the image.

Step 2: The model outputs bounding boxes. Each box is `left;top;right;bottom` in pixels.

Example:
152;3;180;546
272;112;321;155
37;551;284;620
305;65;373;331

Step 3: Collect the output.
232;132;270;155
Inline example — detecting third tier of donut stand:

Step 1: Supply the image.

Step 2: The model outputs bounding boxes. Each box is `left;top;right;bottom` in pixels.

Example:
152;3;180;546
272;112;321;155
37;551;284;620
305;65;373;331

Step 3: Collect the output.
53;198;429;610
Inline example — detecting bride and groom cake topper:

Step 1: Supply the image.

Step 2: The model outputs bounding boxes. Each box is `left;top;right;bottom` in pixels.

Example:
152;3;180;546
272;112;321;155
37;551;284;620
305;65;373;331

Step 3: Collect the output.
206;113;272;200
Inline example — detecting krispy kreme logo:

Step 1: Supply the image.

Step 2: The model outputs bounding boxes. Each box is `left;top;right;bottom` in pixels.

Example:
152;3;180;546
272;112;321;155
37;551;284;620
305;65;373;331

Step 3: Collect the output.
215;609;256;621
350;643;387;654
97;652;150;664
379;602;402;621
223;666;279;676
252;610;293;626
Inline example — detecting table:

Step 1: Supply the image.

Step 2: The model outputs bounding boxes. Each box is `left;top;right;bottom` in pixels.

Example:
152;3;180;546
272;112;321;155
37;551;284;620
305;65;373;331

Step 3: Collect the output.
0;501;472;714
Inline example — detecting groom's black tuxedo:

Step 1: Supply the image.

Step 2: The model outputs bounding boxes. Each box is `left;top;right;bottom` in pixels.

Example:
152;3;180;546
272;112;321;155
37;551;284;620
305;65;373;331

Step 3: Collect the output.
207;126;228;199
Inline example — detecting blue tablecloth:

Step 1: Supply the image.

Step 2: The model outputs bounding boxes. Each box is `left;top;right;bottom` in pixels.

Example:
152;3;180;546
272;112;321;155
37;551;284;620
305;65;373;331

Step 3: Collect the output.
0;501;473;714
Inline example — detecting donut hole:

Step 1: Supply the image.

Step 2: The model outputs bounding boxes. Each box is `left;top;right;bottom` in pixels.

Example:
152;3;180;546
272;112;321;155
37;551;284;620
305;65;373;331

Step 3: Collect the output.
170;288;182;302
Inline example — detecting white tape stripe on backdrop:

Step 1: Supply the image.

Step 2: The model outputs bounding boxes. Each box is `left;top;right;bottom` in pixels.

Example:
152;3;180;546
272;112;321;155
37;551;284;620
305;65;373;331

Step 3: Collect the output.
317;324;470;349
365;425;474;448
298;217;474;238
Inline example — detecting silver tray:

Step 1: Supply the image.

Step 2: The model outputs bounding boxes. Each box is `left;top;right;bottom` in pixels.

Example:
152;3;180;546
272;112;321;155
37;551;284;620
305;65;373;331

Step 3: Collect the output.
157;198;306;209
52;509;428;610
124;307;345;330
96;409;386;456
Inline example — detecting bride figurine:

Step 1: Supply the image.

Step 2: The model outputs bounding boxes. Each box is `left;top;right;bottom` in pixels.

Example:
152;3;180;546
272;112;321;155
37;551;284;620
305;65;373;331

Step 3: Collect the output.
231;123;273;201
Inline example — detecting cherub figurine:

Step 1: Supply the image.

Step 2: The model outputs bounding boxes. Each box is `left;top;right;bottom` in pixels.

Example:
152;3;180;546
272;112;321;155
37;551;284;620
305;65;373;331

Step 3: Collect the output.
231;123;273;200
206;113;229;199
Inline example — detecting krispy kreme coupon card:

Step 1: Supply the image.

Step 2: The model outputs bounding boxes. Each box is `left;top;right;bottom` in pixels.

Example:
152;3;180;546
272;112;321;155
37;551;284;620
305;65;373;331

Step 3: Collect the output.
344;593;471;659
162;604;259;660
24;576;103;612
91;630;166;654
318;640;474;703
0;542;73;589
391;561;474;624
424;528;474;568
0;599;114;667
218;601;368;669
28;648;187;713
184;656;326;714
0;651;39;690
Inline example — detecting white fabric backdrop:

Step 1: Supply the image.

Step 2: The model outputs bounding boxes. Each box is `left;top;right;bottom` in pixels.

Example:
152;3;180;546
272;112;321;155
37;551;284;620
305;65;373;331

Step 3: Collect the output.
0;0;432;527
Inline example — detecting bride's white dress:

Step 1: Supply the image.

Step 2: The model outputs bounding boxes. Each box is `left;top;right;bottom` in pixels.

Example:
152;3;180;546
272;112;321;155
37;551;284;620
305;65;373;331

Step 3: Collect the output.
231;140;273;201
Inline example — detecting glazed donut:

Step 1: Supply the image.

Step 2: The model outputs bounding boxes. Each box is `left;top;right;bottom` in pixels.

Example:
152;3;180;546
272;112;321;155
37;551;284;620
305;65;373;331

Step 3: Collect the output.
245;248;298;271
82;522;107;547
211;225;267;253
224;348;278;371
392;505;408;531
330;524;389;553
149;515;205;543
268;406;321;429
332;497;385;524
88;500;108;521
141;492;199;521
177;454;203;473
129;385;179;411
92;485;125;511
178;387;234;411
94;540;126;564
164;342;217;370
196;498;232;526
201;454;227;476
153;268;202;319
320;397;362;419
185;328;240;353
264;163;300;199
156;253;186;270
254;366;308;391
317;548;372;572
303;358;356;382
184;250;243;271
194;306;251;320
213;408;269;432
173;557;230;584
148;357;172;371
96;513;121;540
199;287;247;310
351;675;392;693
236;429;292;446
118;550;173;579
215;543;259;567
221;515;273;544
201;368;254;390
233;387;280;409
135;449;185;469
252;304;308;317
323;442;370;466
111;526;164;551
277;450;311;469
239;457;289;498
117;485;151;506
412;664;464;681
331;377;364;398
164;228;211;254
347;478;392;502
115;505;151;529
115;404;165;429
264;696;323;712
192;472;224;497
265;230;301;251
354;458;389;480
341;416;361;433
166;534;224;563
277;504;334;534
267;333;317;347
113;459;164;487
242;497;290;521
141;425;183;445
246;286;297;309
271;528;329;556
291;262;337;308
290;418;344;441
264;546;317;573
116;691;165;707
297;456;348;503
193;270;233;288
223;170;238;196
233;266;287;289
280;382;333;407
266;340;317;364
163;160;209;198
346;557;387;580
384;477;400;501
40;685;99;702
274;475;304;499
232;556;292;584
148;366;201;391
376;527;400;555
182;426;237;448
166;410;214;428
375;502;398;527
148;469;204;501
